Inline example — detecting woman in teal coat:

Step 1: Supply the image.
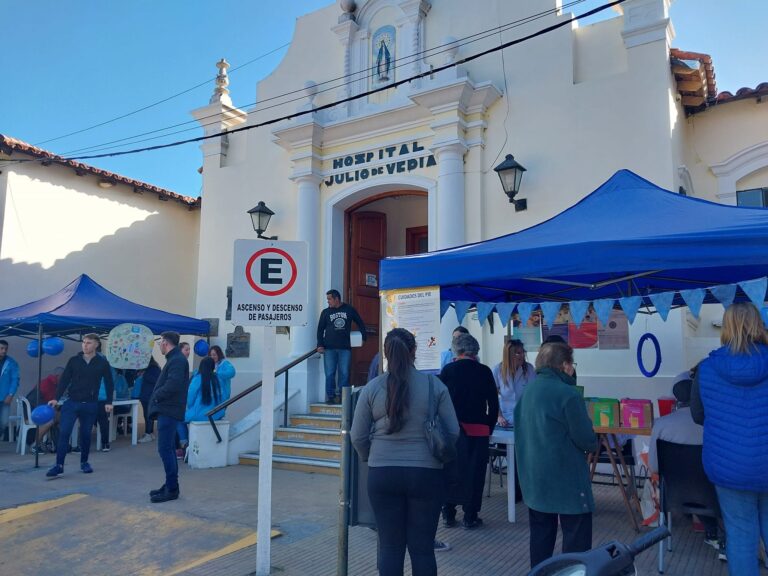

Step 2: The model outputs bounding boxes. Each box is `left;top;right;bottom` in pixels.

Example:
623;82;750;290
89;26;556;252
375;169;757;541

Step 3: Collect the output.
514;341;598;569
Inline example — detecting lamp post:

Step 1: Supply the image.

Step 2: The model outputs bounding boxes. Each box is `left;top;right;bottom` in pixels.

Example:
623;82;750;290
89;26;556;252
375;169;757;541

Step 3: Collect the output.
247;201;278;240
493;154;527;212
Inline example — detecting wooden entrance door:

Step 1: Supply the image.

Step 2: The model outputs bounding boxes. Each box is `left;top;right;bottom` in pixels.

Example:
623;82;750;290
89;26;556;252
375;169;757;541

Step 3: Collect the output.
347;211;386;386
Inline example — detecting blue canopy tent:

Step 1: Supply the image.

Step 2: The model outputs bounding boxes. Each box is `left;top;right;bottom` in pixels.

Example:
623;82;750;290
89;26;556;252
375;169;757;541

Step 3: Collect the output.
0;274;210;337
380;170;768;318
0;275;208;466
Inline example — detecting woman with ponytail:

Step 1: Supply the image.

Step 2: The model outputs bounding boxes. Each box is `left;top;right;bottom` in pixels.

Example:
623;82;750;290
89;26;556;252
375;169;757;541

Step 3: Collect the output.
351;328;459;576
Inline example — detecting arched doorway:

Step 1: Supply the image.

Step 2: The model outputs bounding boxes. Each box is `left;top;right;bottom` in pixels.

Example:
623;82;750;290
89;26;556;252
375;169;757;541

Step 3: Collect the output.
345;190;428;385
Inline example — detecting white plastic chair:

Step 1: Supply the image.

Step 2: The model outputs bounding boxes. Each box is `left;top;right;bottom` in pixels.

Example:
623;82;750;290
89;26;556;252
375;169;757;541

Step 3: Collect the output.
8;398;21;443
16;397;37;455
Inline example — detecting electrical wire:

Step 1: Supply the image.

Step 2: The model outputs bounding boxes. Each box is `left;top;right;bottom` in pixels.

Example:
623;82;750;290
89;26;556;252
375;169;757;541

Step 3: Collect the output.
63;0;624;162
33;42;291;147
57;1;589;158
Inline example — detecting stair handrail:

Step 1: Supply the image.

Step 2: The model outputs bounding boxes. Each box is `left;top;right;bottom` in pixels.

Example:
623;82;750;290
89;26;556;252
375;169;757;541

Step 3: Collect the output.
206;348;319;442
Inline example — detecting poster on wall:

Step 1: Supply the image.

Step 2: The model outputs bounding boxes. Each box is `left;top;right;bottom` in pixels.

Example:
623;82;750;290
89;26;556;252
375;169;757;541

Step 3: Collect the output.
568;321;599;348
598;309;630;349
381;286;441;371
512;310;542;350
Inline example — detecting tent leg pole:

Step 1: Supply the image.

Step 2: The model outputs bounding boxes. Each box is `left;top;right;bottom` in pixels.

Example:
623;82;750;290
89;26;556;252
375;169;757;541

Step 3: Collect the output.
34;324;43;469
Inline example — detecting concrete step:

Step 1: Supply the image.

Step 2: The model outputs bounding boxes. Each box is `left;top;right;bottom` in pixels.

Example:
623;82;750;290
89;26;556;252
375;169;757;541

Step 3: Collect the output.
275;426;342;444
290;413;341;429
239;452;340;475
309;403;343;416
273;440;341;461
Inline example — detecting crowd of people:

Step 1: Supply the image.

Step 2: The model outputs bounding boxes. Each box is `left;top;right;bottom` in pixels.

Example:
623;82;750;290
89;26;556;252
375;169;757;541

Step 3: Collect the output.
349;303;768;576
4;293;767;575
1;333;234;504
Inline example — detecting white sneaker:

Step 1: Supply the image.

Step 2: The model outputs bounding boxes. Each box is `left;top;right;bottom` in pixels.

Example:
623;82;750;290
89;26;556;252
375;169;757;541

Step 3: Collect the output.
138;433;155;443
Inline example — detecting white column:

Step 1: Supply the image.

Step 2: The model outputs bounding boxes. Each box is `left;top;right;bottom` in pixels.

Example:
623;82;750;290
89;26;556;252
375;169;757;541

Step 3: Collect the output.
292;175;322;356
434;143;467;249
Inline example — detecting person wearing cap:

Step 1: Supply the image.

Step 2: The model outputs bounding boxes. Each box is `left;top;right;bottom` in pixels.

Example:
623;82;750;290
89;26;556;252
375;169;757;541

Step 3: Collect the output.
648;368;724;558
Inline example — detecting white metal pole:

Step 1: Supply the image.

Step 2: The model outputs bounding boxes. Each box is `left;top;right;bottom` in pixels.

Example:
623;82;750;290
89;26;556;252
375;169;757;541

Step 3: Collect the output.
257;325;277;575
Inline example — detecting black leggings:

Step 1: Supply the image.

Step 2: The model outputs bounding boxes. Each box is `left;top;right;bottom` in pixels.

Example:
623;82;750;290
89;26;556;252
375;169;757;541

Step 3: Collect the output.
368;466;444;576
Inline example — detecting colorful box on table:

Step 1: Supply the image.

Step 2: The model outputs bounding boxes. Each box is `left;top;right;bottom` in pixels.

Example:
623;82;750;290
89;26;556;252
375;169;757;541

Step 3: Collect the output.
585;398;620;427
620;398;654;429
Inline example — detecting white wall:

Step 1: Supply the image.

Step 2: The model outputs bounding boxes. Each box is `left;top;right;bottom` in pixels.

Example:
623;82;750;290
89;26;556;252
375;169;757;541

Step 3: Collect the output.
0;156;200;390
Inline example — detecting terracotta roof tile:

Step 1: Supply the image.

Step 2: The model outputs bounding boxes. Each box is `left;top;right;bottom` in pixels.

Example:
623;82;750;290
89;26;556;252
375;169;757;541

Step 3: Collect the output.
670;48;767;115
0;134;200;208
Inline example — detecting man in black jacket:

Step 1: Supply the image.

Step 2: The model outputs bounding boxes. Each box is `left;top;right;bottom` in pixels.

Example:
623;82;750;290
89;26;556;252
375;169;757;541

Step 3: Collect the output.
46;333;113;478
316;289;367;404
148;331;189;503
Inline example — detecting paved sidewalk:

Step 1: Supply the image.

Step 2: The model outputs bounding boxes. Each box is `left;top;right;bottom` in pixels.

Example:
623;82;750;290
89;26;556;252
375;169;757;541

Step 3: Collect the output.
0;438;731;575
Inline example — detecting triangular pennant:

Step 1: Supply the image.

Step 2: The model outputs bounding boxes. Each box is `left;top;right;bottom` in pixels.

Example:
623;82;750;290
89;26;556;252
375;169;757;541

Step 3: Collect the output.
649;291;675;321
710;284;737;309
618;296;643;324
540;301;562;329
516;302;537;328
440;300;452;320
495;303;517;327
739;277;768;309
454;301;473;324
476;302;495;326
679;289;706;319
568;301;590;328
592;299;615;327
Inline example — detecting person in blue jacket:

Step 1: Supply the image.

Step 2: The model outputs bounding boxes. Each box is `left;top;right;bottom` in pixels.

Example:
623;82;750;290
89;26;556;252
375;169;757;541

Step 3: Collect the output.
209;345;235;402
177;357;223;451
692;302;768;576
0;340;20;440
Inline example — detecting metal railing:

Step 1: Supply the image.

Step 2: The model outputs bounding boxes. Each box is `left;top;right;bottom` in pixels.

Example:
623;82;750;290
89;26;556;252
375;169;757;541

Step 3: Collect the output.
206;348;318;442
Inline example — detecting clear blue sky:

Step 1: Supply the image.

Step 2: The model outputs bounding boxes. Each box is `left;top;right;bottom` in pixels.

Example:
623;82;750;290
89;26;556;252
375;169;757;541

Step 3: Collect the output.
1;0;764;198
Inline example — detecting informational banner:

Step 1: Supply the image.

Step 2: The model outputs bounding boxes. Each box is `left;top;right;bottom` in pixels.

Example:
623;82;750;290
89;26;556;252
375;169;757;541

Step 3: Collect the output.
598;309;630;349
381;286;441;371
231;240;308;326
106;323;154;369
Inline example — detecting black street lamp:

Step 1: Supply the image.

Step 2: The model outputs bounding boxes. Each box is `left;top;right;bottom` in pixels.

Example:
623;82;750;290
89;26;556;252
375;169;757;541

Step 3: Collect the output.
247;201;278;240
493;154;527;212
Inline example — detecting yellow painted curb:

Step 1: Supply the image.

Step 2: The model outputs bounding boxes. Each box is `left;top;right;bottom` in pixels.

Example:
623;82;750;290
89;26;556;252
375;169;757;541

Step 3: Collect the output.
163;529;281;576
0;493;87;524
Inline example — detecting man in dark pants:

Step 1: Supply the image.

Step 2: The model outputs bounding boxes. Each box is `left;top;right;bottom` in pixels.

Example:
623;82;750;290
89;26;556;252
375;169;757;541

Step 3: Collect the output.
46;334;113;478
148;331;189;503
316;289;366;404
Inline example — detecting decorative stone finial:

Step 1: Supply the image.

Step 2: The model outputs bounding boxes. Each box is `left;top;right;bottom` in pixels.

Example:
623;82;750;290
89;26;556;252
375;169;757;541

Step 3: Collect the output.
210;58;232;105
339;0;356;22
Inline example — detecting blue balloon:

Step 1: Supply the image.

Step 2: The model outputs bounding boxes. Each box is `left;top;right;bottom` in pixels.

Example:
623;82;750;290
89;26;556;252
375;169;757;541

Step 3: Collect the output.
194;340;210;357
31;404;55;425
42;337;64;356
26;340;40;358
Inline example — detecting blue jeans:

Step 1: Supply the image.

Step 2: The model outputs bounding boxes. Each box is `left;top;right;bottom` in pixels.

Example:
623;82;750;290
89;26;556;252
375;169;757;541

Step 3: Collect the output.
323;348;351;399
716;485;768;576
56;400;98;466
157;415;181;491
177;421;189;446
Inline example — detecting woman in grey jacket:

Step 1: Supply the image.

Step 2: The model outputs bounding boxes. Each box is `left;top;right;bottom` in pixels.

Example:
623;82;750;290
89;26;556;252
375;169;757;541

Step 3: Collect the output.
351;328;459;576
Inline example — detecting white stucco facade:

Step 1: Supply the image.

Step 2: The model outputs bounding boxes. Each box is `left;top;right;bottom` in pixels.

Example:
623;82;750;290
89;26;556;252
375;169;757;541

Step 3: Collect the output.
190;0;768;413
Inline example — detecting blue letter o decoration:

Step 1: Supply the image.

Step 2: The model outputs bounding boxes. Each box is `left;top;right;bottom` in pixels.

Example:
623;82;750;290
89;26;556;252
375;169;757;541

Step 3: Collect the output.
637;333;661;378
